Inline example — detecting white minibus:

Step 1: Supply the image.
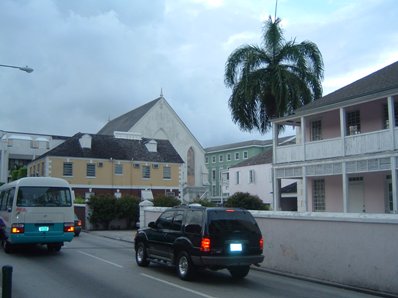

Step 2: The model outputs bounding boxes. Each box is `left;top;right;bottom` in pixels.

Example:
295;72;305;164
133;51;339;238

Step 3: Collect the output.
0;177;75;253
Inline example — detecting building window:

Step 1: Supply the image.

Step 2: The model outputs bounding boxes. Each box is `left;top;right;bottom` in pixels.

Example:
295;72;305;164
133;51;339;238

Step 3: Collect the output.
41;162;45;176
383;103;398;129
87;163;96;177
346;110;360;135
63;162;73;176
227;154;231;161
236;171;240;184
313;179;325;211
115;164;123;175
163;166;171;179
205;156;209;164
311;120;322;141
142;165;150;179
243;151;248;159
212;156;216;163
212;185;216;196
235;152;240;160
31;140;39;149
387;176;393;213
249;169;255;183
212;169;216;181
219;155;223;162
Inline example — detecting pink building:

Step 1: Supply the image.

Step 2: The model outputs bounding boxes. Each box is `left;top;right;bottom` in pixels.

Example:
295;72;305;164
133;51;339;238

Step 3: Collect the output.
272;61;398;213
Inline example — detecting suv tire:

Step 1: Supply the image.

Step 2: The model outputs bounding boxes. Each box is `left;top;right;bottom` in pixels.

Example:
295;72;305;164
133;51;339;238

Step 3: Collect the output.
176;251;195;281
136;242;150;267
228;265;250;279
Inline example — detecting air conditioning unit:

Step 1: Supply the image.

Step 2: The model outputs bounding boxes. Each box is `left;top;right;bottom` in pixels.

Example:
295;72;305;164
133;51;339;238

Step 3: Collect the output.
152;164;159;169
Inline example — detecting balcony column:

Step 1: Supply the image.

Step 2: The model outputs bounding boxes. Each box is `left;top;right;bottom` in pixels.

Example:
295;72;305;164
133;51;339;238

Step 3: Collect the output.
302;166;308;211
273;174;280;211
387;96;395;150
301;117;306;161
272;122;278;164
391;157;398;213
339;108;346;157
342;162;348;212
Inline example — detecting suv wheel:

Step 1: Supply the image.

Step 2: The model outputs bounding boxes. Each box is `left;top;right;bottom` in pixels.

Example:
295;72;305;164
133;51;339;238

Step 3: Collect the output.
228;266;250;279
176;251;195;281
136;242;150;267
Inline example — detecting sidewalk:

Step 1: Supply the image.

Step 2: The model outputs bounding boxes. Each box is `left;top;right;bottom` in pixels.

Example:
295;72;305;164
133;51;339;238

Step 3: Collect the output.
87;230;136;243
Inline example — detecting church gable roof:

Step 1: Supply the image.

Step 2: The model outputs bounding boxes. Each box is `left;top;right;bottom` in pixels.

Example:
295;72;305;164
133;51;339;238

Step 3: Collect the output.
98;97;162;135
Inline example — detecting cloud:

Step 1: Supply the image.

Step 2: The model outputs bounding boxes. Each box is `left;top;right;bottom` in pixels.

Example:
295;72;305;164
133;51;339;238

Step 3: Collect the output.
0;0;397;148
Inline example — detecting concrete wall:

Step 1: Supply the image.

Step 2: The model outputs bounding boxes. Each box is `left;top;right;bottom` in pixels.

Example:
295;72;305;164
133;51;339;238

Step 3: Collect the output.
140;206;398;295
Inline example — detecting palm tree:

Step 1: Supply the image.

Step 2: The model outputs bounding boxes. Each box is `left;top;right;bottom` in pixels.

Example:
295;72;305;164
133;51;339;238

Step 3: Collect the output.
225;16;324;133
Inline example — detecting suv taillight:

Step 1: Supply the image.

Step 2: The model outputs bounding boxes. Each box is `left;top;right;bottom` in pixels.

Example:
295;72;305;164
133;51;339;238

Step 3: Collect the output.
259;237;264;251
200;237;211;252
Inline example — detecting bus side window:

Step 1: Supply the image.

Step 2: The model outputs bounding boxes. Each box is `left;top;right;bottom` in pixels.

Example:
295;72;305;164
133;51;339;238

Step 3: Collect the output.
0;191;5;211
7;188;15;211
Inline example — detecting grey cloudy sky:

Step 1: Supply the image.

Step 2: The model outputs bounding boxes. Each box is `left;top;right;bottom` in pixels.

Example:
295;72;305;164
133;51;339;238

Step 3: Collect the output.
1;0;397;148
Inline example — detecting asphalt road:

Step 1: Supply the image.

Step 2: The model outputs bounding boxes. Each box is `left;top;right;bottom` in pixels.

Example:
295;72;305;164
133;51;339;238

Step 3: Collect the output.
0;232;385;298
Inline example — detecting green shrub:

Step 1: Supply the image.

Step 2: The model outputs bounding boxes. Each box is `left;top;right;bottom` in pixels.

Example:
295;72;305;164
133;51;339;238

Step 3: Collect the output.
224;192;268;210
87;195;117;229
116;196;140;229
153;195;181;207
74;196;86;204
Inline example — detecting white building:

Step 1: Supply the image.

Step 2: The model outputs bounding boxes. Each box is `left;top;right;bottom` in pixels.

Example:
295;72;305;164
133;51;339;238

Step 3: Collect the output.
0;130;68;183
229;148;297;210
98;96;208;201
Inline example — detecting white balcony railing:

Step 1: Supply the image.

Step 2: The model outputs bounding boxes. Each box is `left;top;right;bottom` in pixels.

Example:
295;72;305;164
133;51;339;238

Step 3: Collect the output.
275;129;397;164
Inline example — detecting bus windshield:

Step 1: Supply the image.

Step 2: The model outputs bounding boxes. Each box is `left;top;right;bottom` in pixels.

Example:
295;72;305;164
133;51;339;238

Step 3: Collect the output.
16;187;72;207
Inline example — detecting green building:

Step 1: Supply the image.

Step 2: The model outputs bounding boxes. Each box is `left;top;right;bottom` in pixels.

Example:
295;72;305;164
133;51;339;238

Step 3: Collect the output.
204;140;273;204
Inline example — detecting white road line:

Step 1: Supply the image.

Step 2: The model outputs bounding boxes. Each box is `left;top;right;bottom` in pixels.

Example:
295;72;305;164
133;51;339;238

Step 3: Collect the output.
78;250;123;268
141;273;217;298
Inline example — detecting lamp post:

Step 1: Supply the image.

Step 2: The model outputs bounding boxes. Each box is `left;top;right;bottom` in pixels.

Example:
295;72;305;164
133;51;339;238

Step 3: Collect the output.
0;64;34;73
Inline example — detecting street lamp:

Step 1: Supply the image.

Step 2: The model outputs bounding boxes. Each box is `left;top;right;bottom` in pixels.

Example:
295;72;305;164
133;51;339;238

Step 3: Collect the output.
0;64;34;73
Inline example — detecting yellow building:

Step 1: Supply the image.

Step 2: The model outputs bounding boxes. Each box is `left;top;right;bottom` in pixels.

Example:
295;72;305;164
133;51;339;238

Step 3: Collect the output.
28;132;184;199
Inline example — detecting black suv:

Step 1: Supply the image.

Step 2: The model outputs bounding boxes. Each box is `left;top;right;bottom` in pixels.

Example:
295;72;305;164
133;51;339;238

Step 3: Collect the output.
134;206;264;280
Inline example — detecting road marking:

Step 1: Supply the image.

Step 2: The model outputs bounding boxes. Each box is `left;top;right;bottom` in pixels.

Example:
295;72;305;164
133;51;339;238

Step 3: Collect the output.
141;273;217;298
78;250;123;268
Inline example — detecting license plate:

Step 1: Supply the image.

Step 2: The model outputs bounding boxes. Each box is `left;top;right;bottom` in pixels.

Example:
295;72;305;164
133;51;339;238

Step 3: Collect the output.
230;243;242;252
39;226;49;232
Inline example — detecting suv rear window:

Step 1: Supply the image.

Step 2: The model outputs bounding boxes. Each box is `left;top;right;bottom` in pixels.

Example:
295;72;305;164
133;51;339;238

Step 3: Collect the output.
207;210;259;236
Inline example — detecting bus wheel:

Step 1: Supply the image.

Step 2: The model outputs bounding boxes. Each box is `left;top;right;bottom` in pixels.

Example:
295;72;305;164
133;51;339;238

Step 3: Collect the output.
47;243;62;252
2;240;14;254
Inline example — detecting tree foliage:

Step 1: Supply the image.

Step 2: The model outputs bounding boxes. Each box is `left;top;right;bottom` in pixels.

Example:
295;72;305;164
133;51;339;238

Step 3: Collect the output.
225;16;324;133
88;195;141;229
225;192;269;210
117;196;140;228
153;195;181;207
87;195;118;229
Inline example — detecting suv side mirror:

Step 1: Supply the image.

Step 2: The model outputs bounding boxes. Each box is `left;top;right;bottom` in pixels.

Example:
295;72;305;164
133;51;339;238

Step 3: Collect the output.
185;224;202;234
148;221;156;229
